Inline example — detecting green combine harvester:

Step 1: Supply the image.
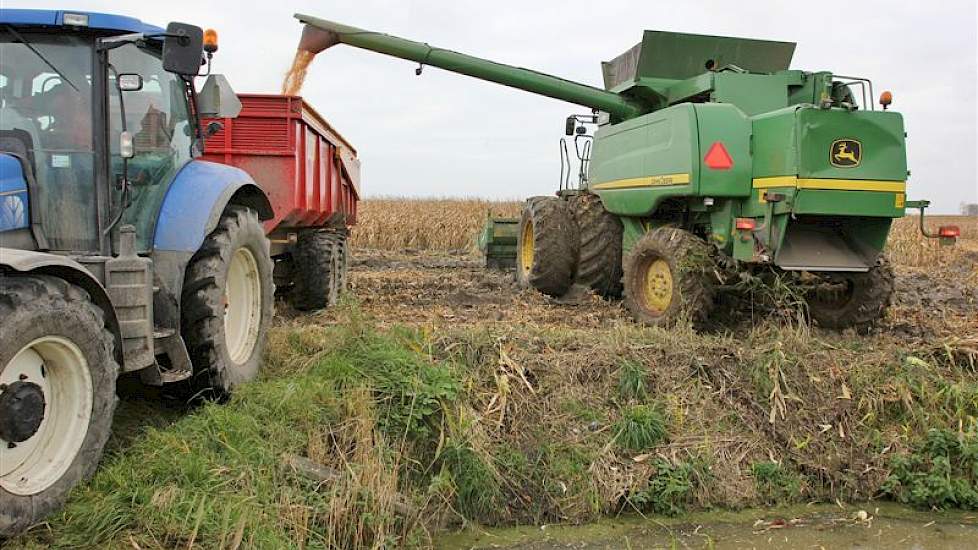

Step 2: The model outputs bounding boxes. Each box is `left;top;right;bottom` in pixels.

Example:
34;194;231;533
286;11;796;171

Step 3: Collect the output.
295;15;957;330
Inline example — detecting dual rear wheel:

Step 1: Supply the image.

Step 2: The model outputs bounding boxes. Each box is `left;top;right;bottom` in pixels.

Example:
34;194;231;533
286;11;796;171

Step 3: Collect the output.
516;194;892;330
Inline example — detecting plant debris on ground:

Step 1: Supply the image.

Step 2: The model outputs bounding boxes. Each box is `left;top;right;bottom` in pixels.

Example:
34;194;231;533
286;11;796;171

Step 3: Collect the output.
8;206;976;549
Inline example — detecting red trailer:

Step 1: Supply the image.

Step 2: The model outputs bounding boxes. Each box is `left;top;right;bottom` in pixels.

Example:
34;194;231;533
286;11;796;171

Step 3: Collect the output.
204;94;360;310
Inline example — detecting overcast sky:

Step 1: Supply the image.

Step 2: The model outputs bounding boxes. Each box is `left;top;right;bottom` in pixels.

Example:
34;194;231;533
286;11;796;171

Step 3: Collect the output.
24;0;978;213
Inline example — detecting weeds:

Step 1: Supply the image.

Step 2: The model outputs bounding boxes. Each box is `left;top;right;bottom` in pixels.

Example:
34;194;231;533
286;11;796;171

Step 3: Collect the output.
882;428;978;509
614;404;668;453
751;461;803;505
627;458;698;515
618;360;648;401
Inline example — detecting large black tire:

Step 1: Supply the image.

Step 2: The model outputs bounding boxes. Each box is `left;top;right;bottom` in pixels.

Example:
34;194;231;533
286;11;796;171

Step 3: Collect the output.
182;206;274;398
623;227;717;327
0;275;118;537
516;196;579;297
805;256;894;332
289;229;347;311
572;193;623;298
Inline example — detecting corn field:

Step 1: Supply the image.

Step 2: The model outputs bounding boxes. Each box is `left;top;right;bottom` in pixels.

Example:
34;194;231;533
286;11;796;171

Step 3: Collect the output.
351;198;521;251
351;198;977;269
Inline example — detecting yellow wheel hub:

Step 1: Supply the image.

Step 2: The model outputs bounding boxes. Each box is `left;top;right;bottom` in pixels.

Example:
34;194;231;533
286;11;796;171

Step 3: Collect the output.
520;221;534;276
641;258;673;313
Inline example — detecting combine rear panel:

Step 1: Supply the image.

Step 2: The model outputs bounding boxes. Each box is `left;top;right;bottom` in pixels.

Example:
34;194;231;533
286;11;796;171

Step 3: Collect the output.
203;94;360;234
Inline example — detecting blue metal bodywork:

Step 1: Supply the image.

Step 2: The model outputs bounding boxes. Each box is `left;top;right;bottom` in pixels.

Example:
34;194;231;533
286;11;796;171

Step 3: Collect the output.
154;160;265;252
0;8;164;34
0;154;29;232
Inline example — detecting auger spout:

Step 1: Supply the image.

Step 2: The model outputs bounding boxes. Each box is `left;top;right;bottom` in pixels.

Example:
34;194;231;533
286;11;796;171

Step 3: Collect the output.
294;14;646;121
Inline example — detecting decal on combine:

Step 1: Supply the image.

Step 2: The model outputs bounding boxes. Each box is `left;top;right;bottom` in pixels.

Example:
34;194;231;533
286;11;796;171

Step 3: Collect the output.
830;139;861;167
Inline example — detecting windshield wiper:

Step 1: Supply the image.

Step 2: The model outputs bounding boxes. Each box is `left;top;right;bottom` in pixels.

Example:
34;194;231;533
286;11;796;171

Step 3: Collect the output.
3;25;79;92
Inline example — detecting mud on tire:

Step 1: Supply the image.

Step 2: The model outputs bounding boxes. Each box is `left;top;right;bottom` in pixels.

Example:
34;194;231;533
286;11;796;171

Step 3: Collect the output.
805;256;894;332
182;206;274;398
289;229;348;311
0;275;118;537
571;193;623;298
516;196;579;297
623;227;717;327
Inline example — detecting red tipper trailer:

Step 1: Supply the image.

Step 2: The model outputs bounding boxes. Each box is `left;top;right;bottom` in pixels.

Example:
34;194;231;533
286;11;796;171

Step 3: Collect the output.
203;94;360;310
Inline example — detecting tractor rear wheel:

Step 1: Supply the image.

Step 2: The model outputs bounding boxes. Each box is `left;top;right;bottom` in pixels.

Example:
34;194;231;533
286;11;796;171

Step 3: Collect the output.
516;196;578;297
0;275;118;537
182;206;274;398
289;229;347;311
572;193;623;298
623;227;717;327
805;257;894;332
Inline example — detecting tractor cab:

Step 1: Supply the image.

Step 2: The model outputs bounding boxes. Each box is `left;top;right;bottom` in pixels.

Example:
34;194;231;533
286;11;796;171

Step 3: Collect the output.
0;10;238;254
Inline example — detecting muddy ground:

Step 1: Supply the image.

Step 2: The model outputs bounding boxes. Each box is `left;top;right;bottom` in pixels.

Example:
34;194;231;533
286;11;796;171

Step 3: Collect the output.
283;248;976;335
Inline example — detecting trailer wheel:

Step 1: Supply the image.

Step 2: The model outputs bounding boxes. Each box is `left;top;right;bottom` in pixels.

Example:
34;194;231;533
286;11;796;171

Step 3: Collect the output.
623;227;717;327
0;275;118;537
805;257;894;332
289;229;348;311
516;196;579;297
182;206;274;398
572;193;623;298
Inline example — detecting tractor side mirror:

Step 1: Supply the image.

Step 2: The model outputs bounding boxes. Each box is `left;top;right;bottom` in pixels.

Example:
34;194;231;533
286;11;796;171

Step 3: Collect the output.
197;74;242;118
162;22;204;76
565;116;576;136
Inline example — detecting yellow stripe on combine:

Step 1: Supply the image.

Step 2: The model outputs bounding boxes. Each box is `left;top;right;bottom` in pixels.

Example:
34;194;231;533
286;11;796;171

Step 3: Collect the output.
752;176;906;193
592;173;691;190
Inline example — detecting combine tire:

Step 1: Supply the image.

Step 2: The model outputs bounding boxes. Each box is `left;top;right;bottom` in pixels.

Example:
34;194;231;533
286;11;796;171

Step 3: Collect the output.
805;257;894;332
290;229;347;311
623;227;717;327
0;276;118;537
516;196;579;297
182;206;274;398
572;193;623;298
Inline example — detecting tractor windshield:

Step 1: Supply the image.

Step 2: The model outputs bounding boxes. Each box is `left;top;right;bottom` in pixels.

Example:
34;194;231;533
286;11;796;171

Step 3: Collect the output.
0;31;98;251
107;42;195;252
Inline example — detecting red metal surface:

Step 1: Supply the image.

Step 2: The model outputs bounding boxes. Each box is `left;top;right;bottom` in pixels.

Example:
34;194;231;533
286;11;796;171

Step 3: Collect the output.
203;94;360;231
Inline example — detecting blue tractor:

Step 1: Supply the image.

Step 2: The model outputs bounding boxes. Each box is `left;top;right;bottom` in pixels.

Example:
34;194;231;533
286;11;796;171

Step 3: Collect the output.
0;10;276;534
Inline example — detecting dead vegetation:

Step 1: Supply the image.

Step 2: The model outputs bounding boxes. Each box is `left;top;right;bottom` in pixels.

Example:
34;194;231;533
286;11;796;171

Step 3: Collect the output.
8;202;976;549
351;198;521;252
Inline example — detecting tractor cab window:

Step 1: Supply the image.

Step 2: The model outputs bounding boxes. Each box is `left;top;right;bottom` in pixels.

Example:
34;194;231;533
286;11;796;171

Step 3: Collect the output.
107;42;194;251
0;32;97;251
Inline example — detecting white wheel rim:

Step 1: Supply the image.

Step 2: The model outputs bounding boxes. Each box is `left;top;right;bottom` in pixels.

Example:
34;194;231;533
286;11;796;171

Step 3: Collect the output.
0;336;93;496
224;247;262;365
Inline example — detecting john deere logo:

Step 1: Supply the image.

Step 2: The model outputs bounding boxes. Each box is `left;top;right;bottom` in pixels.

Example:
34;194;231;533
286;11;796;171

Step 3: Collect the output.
830;139;861;167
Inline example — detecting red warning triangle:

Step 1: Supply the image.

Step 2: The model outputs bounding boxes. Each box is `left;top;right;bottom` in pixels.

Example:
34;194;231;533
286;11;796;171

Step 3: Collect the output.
704;141;733;170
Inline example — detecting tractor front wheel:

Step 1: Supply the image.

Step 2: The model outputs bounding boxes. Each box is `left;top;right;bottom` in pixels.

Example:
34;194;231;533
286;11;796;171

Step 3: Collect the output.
805;257;894;332
182;206;274;398
516;196;578;297
623;227;717;327
0;276;118;537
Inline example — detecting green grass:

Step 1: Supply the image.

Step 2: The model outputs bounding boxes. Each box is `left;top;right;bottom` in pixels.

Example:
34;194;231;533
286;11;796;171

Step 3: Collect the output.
751;461;803;505
613;404;668;453
8;299;978;548
618;360;648;402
